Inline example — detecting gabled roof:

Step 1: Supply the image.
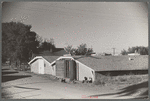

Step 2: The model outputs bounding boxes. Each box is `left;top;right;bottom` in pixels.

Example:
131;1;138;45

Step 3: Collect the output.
29;48;69;64
75;55;148;71
42;56;61;63
29;53;148;72
28;56;43;64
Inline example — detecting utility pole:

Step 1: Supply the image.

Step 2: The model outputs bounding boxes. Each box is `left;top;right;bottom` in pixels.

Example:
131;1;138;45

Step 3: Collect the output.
112;48;115;56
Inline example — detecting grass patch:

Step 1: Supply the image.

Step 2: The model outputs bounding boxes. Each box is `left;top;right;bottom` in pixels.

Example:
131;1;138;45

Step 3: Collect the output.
94;73;112;86
94;72;148;86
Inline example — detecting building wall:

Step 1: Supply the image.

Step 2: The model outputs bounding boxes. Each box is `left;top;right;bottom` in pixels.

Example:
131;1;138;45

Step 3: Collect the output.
30;57;95;82
55;60;65;78
52;65;56;76
76;61;95;82
31;60;39;74
128;53;140;56
43;59;57;75
44;59;54;75
30;58;56;75
39;59;44;74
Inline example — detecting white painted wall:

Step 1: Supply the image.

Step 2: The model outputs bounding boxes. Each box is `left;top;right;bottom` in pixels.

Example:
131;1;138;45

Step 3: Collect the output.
31;59;39;74
29;56;56;75
52;65;56;76
30;56;96;82
44;60;55;75
76;61;95;82
128;53;140;56
39;59;44;74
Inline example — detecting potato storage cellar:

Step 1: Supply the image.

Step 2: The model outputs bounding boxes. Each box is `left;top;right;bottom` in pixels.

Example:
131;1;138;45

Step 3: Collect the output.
28;56;95;82
56;59;77;81
54;57;95;82
28;55;148;83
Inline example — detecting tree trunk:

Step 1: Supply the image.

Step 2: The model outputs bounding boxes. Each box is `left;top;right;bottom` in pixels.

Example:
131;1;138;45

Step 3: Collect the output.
16;59;21;71
9;59;11;69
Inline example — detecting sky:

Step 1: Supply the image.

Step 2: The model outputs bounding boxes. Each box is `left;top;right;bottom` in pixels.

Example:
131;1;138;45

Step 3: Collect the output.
2;2;148;54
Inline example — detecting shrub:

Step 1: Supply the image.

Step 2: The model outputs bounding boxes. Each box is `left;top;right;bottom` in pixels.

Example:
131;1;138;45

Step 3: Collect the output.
121;46;148;55
128;74;142;84
117;75;128;82
94;73;111;86
94;72;147;86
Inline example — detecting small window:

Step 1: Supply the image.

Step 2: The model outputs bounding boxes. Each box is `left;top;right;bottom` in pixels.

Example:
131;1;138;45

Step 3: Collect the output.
44;63;46;67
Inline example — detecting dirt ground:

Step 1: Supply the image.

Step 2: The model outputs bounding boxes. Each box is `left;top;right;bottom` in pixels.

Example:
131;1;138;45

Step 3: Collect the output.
1;65;148;99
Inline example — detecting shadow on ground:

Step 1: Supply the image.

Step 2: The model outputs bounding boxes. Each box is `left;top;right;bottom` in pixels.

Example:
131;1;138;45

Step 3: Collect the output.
96;70;148;76
2;75;32;82
2;71;19;75
13;86;40;90
2;69;32;83
89;81;148;99
2;68;10;71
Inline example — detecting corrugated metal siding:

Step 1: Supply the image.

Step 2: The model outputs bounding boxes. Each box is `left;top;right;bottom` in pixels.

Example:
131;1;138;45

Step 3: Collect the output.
56;59;77;80
76;62;79;80
31;60;39;73
56;60;65;78
64;60;68;78
69;60;76;80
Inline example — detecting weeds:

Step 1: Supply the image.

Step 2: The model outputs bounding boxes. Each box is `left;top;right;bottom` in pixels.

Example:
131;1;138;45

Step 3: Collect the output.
117;75;128;82
94;72;147;86
94;73;111;86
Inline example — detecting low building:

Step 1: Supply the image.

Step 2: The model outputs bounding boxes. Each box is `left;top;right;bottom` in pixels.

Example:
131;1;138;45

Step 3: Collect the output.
128;53;140;56
28;56;60;74
28;55;95;82
28;51;148;83
28;48;69;74
128;50;140;56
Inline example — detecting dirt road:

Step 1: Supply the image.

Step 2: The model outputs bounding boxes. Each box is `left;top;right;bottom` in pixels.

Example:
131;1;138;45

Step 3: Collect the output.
1;66;148;99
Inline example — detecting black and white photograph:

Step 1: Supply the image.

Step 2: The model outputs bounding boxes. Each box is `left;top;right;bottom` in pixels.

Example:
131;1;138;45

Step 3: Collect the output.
1;1;149;99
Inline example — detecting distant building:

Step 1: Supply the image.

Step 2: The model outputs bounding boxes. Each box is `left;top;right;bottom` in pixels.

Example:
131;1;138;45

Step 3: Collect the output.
128;50;140;56
104;53;112;56
86;52;96;56
128;53;140;56
91;53;96;56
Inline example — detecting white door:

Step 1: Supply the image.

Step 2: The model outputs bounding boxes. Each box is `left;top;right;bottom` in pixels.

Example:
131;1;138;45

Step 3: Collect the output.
39;59;44;74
